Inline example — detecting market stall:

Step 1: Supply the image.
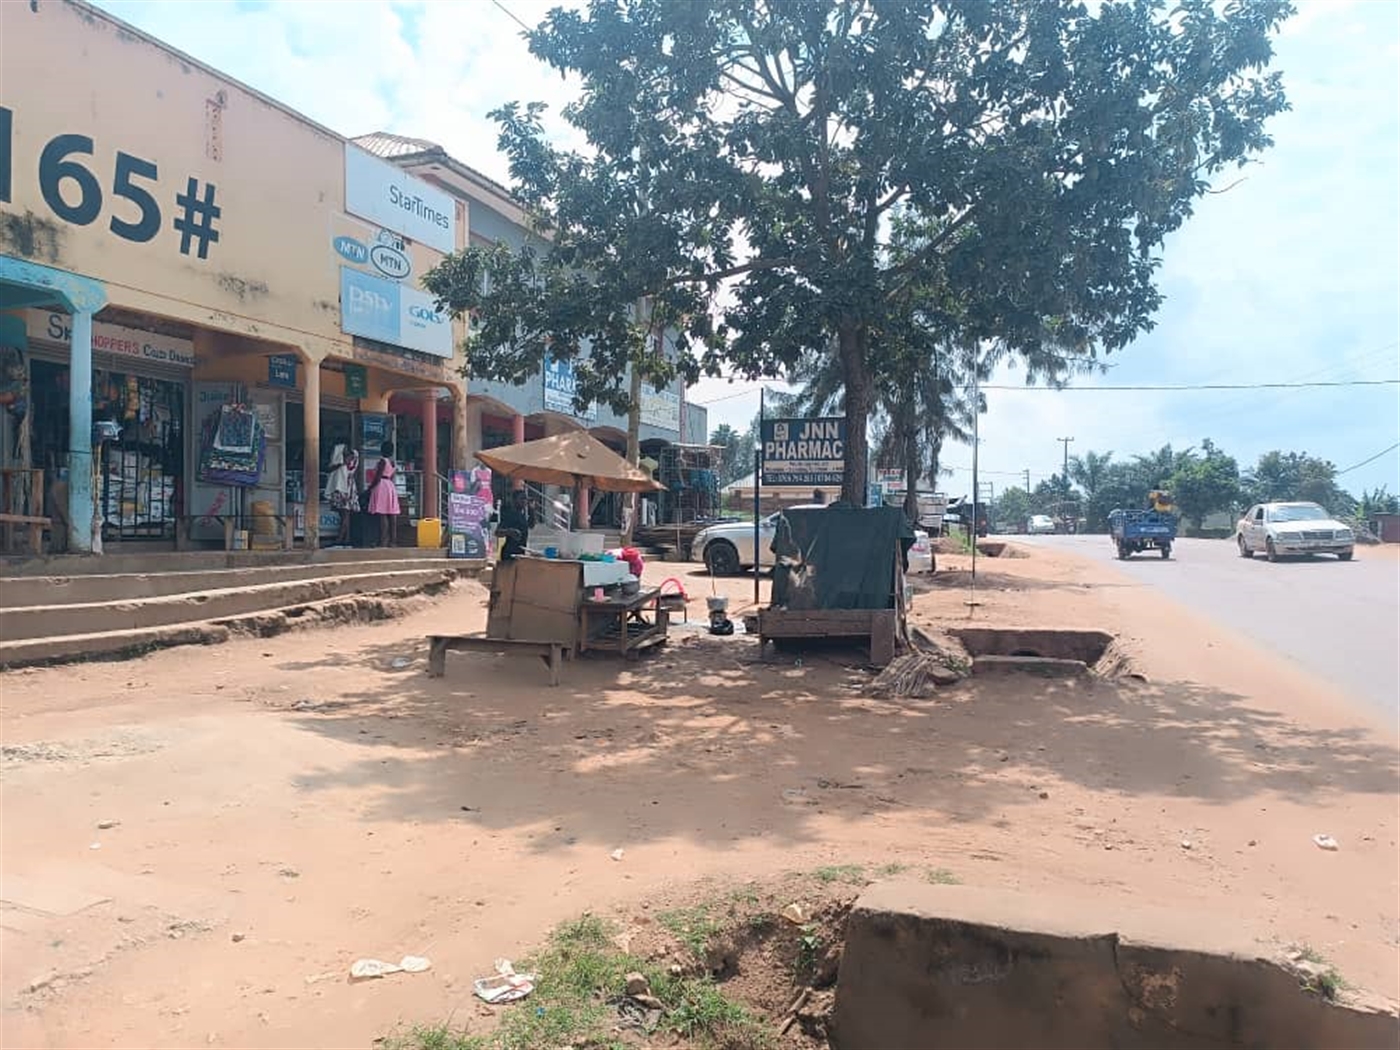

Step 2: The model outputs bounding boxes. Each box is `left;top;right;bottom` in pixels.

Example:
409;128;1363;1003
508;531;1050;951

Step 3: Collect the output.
428;431;668;682
758;505;912;666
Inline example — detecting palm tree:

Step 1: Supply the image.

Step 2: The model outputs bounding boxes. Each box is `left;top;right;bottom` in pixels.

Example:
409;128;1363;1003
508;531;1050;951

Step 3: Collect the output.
1069;450;1114;530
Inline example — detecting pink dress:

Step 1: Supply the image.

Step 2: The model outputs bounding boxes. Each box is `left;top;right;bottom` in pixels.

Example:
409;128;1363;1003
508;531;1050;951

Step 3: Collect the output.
368;457;402;516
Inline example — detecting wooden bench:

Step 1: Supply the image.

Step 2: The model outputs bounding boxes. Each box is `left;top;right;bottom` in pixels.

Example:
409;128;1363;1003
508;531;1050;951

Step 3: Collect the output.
427;634;567;686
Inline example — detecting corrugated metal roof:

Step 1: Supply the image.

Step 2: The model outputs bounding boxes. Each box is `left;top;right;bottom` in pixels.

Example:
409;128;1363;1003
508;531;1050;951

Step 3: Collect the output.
351;132;520;210
351;132;443;159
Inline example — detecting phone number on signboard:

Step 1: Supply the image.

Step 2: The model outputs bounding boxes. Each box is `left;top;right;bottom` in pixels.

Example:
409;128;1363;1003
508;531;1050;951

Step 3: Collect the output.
762;472;844;485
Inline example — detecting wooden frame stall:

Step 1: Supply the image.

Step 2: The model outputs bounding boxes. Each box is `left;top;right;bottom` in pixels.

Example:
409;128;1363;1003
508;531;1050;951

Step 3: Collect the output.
426;556;670;684
756;506;911;668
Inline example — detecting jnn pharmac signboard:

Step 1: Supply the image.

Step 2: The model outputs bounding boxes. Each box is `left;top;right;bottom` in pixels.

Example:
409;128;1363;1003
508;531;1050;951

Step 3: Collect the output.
760;417;845;486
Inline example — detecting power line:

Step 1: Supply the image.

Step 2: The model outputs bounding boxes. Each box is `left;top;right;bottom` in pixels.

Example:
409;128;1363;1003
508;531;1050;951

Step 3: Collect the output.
1337;443;1400;476
982;378;1399;392
489;0;532;32
690;384;771;406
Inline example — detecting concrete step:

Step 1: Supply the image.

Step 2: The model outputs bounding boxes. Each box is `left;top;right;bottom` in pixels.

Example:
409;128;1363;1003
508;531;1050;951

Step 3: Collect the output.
0;557;472;608
0;568;455;642
0;622;231;667
0;576;454;668
0;545;450;578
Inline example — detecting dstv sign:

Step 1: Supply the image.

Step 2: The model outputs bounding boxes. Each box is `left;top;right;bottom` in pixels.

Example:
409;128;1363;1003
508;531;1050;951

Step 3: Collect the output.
339;267;453;358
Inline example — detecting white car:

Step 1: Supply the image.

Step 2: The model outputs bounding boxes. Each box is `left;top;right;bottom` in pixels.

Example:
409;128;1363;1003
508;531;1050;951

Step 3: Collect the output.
695;504;826;574
1027;514;1056;535
1236;502;1354;562
696;505;929;575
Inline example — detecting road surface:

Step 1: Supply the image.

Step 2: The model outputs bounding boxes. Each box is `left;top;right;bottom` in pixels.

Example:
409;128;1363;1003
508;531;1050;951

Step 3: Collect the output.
1014;534;1400;718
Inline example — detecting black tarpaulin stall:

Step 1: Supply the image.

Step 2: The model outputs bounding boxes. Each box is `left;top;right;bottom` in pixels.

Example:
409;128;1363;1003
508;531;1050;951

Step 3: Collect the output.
761;505;912;665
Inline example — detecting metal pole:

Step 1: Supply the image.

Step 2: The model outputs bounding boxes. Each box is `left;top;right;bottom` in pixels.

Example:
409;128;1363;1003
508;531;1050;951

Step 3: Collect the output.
969;367;979;604
754;387;764;606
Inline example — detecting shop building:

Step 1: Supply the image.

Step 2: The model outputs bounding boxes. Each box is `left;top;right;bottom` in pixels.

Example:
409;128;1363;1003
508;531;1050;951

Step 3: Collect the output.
353;134;711;528
0;0;469;556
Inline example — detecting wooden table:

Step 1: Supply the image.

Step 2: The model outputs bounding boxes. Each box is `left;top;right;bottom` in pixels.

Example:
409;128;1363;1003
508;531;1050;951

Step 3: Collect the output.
577;588;669;658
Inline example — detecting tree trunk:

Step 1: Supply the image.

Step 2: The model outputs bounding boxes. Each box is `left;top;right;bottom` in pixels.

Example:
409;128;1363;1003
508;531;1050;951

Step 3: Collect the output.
839;322;871;506
902;419;919;524
624;359;643;543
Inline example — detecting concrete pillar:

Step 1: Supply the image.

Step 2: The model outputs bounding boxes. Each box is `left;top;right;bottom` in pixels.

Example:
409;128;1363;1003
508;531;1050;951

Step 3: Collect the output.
512;413;526;490
422;393;439;519
67;310;94;554
303;361;321;551
457;394;474;466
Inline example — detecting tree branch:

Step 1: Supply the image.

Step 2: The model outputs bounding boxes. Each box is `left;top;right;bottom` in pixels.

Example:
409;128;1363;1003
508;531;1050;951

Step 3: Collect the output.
663;257;801;287
887;206;979;285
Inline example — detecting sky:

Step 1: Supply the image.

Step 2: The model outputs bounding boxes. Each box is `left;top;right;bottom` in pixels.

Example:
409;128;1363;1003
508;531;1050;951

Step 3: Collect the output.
95;0;1400;498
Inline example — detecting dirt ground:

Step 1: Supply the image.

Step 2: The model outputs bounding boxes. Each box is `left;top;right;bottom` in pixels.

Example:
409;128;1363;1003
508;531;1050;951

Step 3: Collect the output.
2;543;1397;1048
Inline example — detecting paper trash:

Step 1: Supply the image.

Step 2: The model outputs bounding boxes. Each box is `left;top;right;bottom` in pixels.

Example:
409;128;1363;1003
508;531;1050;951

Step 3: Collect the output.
473;958;538;1004
350;955;432;980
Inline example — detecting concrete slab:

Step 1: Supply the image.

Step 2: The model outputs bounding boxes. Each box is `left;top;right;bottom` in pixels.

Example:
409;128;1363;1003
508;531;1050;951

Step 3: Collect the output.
971;655;1090;676
832;881;1399;1050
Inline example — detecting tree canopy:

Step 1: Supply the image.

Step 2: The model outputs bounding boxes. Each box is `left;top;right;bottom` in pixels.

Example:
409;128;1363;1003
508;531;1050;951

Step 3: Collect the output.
426;0;1293;502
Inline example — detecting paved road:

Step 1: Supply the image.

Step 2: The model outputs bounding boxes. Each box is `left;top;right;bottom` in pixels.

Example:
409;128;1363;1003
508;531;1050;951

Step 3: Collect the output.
1015;534;1400;718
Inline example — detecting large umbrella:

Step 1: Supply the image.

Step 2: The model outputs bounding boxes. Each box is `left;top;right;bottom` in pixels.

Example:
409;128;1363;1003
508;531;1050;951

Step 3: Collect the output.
475;430;663;493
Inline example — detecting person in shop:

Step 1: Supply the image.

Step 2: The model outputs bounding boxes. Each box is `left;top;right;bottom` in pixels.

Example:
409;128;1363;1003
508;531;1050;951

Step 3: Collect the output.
324;444;359;548
496;488;537;561
366;440;402;547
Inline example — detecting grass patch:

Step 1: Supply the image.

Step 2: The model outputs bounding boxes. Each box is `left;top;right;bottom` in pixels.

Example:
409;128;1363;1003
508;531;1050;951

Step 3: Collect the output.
391;912;769;1050
926;867;962;885
876;862;910;876
796;923;826;975
1290;944;1350;1003
727;883;762;906
658;904;722;959
813;863;867;885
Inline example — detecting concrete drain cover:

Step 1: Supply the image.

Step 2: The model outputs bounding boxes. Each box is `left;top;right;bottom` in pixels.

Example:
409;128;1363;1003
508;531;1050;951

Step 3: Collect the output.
948;628;1136;678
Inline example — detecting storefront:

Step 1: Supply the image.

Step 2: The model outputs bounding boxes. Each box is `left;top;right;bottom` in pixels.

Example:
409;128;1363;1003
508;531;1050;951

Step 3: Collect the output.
19;308;195;545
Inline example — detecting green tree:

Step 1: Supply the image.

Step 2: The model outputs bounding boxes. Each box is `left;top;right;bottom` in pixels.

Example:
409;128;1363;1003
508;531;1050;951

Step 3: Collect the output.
709;423;754;488
1169;439;1240;530
1245;451;1353;514
995;486;1033;532
1069;450;1115;532
1356;486;1399;518
427;0;1293;504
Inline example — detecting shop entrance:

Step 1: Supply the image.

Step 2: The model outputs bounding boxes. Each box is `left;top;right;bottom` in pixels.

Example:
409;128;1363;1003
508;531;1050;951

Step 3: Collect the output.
30;359;185;542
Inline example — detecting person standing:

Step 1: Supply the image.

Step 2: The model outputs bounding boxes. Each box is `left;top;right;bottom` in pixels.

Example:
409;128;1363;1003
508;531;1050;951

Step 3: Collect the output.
367;440;401;547
497;489;536;561
324;444;359;547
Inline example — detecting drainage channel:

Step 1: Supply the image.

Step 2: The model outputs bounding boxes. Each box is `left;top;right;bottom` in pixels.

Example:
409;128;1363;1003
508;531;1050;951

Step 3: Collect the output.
948;628;1138;678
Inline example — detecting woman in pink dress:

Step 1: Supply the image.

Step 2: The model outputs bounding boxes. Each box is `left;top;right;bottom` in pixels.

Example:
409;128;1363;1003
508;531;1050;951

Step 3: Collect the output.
367;440;402;547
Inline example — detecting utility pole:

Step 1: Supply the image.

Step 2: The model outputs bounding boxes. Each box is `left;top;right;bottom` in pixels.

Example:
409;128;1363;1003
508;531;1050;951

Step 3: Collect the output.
1056;437;1075;491
1023;469;1031;493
